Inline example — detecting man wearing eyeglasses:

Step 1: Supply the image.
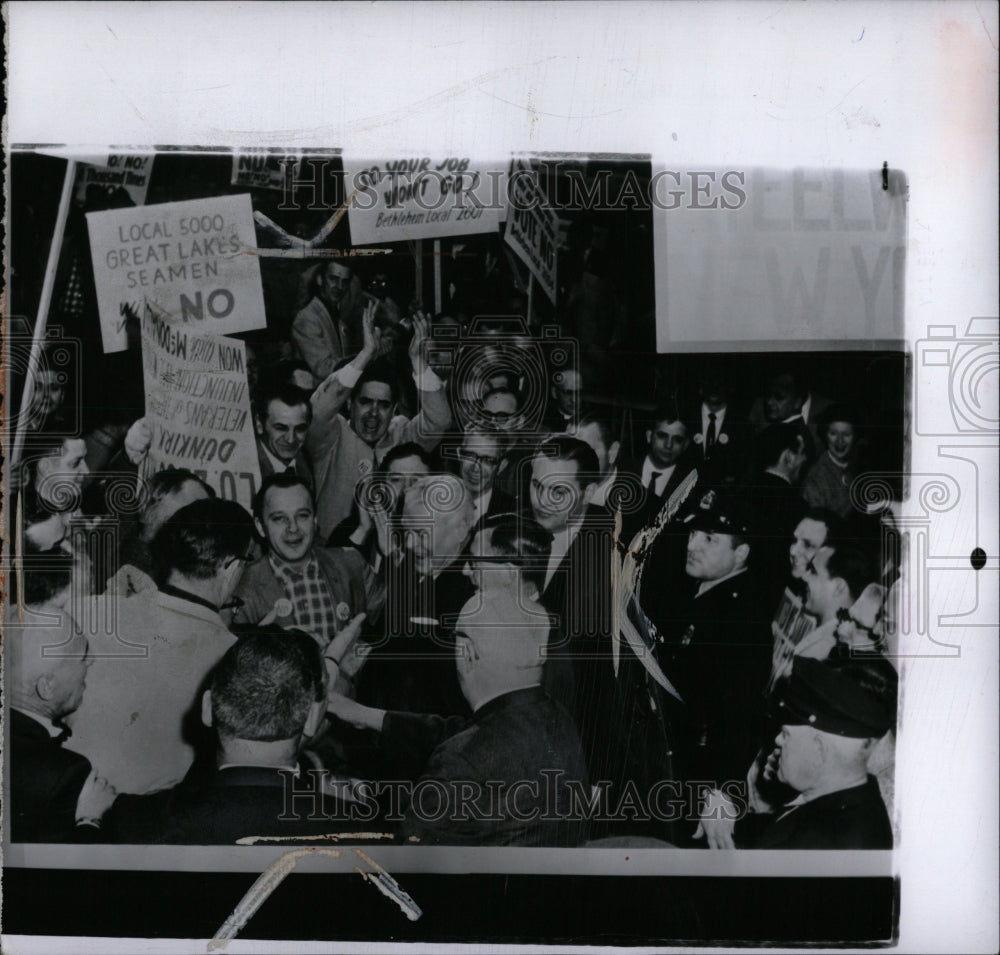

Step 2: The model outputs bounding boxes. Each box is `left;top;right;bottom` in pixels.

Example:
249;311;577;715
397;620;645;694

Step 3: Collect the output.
455;428;516;525
66;498;256;796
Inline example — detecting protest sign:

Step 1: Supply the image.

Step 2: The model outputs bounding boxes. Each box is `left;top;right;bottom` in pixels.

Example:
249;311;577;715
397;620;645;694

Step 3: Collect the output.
503;157;559;304
231;148;303;190
75;153;154;206
342;156;504;244
653;167;907;351
87;193;267;353
140;302;260;511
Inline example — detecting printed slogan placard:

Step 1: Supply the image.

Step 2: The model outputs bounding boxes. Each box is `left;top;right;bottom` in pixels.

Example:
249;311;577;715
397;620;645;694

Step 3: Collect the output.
342;156;504;244
75;153;154;206
504;157;559;304
140;303;260;511
87;193;267;353
654;166;907;351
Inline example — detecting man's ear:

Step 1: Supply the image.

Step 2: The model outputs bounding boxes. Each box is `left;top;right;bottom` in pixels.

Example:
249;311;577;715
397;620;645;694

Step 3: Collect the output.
253;517;266;540
734;541;751;570
35;673;55;702
253;414;263;437
645;429;652;447
497;458;509;476
303;700;326;740
608;440;621;469
201;690;213;729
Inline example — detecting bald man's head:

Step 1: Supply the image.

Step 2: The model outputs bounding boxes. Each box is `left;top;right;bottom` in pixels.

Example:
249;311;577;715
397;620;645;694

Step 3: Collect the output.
453;590;550;711
6;615;91;722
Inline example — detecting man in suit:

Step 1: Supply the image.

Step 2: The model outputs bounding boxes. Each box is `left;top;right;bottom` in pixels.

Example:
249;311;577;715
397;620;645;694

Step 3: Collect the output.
568;408;661;544
529;435;617;785
627;408;697;511
357;473;478;718
106;629;364;844
232;474;382;645
732;655;896;849
750;368;833;459
253;380;314;484
306;309;452;540
748;423;810;611
452;427;516;525
66;499;256;794
686;362;753;486
7;615;117;841
328;590;589;846
292;260;359;381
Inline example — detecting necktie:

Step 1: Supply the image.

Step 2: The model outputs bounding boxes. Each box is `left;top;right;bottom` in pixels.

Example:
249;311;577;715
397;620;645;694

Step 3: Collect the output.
649;470;662;494
706;413;717;454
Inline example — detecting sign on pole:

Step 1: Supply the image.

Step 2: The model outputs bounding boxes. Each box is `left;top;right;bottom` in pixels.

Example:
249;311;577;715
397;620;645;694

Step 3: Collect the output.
342;156;504;245
139;303;260;512
87;193;268;353
504;158;558;304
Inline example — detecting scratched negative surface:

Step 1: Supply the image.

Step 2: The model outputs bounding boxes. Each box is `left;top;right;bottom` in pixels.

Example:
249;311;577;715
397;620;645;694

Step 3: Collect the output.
4;148;913;944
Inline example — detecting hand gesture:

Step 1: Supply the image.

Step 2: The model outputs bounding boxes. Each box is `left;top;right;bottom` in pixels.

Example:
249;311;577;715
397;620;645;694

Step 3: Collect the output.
76;770;117;823
692;788;739;850
124;417;153;465
361;300;382;357
324;612;372;690
407;311;431;373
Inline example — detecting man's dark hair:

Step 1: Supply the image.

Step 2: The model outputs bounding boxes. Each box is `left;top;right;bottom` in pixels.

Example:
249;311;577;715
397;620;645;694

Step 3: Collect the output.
380;441;436;474
533;435;601;489
485;513;551;594
459;426;512;456
252;473;315;523
252;381;312;426
13;550;75;607
647;404;688;434
353;358;399;404
572;407;618;452
151;499;255;582
801;506;843;541
146;468;216;511
758;422;806;471
769;369;808;404
211;629;325;741
825;544;877;602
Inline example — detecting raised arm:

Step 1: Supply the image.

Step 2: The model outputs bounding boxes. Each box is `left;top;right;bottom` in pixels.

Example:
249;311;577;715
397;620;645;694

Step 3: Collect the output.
308;302;381;440
397;313;452;449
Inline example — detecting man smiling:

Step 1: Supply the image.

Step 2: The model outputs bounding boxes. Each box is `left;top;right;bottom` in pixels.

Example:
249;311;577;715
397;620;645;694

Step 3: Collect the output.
233;474;381;646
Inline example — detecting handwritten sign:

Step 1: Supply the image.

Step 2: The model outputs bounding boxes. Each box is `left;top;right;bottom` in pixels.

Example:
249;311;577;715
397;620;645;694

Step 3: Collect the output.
342;156;504;244
504;158;559;304
87;194;267;353
654;167;907;350
76;153;154;206
140;303;260;512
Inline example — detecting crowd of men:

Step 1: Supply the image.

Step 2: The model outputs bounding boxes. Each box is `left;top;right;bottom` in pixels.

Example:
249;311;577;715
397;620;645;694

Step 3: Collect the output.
7;258;902;849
